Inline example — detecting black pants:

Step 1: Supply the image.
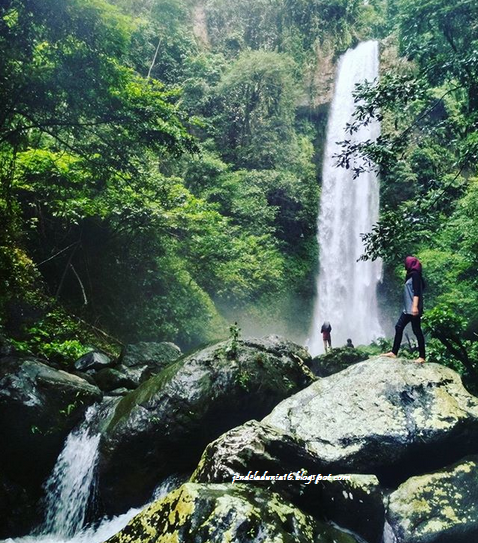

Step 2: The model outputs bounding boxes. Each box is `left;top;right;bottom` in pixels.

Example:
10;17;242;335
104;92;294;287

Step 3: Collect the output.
392;312;426;359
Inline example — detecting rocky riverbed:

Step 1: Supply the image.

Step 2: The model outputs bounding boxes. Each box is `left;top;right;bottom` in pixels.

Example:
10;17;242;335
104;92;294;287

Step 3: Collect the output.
1;338;478;543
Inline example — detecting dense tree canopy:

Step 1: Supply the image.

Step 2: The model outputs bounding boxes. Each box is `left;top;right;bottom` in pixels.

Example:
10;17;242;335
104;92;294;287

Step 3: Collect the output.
1;0;477;387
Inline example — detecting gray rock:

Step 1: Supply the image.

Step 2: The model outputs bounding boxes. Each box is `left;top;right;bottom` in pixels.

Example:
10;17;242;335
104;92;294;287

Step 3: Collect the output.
93;368;136;391
107;387;130;397
105;482;360;543
73;351;112;372
113;342;182;387
387;455;478;543
0;356;102;493
119;341;181;368
192;420;321;500
263;358;478;484
319;474;385;543
113;364;149;388
192;420;384;542
97;335;315;514
71;369;97;386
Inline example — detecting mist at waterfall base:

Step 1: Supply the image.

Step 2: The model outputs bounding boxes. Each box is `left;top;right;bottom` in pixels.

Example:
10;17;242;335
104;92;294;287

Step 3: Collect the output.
2;406;182;543
308;41;383;356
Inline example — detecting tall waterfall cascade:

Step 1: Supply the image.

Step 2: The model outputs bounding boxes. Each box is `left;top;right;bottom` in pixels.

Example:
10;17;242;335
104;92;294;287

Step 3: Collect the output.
309;40;383;355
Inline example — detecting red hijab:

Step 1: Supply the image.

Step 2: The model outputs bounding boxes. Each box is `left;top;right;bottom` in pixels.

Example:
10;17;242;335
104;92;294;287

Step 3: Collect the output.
405;256;422;273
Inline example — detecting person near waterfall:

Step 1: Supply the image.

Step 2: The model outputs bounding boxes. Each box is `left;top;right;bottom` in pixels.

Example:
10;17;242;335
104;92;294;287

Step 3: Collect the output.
384;256;426;363
321;321;332;353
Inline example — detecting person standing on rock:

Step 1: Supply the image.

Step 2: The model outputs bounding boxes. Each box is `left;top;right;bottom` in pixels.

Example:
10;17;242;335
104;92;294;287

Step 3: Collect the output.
384;256;426;363
321;321;332;353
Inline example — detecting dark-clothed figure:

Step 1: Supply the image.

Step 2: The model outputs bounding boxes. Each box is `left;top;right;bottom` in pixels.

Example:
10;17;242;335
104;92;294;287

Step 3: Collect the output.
346;338;354;349
321;321;332;353
384;256;426;363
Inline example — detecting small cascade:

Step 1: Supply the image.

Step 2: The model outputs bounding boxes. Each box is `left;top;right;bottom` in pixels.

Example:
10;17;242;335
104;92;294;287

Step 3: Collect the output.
38;406;101;540
2;439;184;543
382;521;397;543
309;40;383;355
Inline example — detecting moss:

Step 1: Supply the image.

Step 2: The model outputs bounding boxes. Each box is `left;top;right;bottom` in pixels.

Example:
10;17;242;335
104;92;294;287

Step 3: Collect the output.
107;482;360;543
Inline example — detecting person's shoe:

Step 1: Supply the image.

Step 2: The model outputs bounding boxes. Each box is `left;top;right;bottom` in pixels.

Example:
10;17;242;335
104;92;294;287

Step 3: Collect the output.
382;352;397;358
415;357;426;363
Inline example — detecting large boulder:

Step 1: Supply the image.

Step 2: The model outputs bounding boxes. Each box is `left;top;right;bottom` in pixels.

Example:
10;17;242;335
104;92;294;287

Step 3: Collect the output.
93;368;137;392
0;356;102;493
116;341;182;386
312;347;368;377
263;358;478;485
98;335;314;513
119;341;181;368
387;455;478;543
192;420;385;543
105;482;360;543
191;420;320;499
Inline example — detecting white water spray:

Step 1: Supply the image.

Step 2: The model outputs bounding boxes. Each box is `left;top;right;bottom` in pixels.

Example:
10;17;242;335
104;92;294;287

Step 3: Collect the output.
309;40;383;355
39;406;101;540
382;521;397;543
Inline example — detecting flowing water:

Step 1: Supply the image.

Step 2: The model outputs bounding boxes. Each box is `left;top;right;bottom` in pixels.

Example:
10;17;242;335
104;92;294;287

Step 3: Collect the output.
38;407;101;539
309;40;383;355
3;401;183;543
382;521;397;543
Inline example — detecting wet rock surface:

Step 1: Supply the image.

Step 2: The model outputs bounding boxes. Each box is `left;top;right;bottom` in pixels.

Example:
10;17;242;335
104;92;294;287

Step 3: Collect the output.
387;455;478;543
97;335;314;513
116;341;182;386
73;351;113;372
0;355;102;493
192;420;385;543
191;419;321;500
263;358;478;484
105;482;360;543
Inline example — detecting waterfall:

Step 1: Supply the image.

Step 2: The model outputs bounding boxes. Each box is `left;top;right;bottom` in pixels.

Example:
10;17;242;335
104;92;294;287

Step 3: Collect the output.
38;406;101;540
382;521;397;543
2;423;184;543
309;40;383;355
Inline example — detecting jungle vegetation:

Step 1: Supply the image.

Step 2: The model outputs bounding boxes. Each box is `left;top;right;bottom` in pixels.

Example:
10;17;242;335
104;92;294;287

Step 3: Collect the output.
1;0;477;386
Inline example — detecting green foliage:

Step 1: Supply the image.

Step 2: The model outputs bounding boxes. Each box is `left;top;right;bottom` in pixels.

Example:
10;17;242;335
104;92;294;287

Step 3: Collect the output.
0;0;385;354
226;322;241;360
213;50;299;169
422;305;477;375
8;310;93;365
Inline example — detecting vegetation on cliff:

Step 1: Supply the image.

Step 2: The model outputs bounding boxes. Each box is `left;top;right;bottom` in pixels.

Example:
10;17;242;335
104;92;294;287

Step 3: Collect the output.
1;0;477;389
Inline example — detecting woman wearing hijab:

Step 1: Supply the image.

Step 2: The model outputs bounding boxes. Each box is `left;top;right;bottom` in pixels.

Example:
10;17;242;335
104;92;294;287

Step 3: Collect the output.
384;256;426;363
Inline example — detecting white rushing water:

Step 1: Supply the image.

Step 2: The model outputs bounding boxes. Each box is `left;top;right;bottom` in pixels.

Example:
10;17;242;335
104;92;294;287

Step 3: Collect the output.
2;423;183;543
382;521;397;543
38;407;101;540
309;40;383;355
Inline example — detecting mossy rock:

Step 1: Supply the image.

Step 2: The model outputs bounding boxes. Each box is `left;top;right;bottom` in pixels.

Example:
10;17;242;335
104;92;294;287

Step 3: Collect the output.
263;358;478;485
192;420;385;543
312;347;367;377
105;482;360;543
387;455;478;543
98;335;314;514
